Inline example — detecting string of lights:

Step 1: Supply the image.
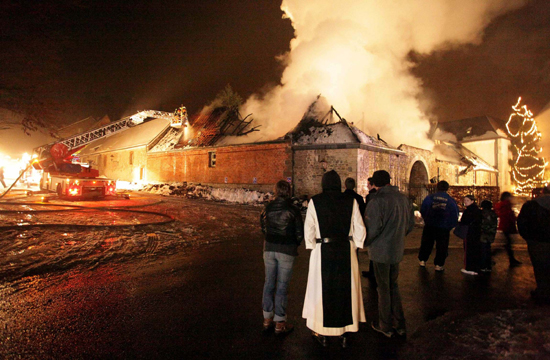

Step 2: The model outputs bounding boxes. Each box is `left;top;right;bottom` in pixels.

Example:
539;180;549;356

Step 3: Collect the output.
506;97;548;195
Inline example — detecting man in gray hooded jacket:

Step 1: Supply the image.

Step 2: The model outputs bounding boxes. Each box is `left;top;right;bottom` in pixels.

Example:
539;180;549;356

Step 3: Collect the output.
365;170;415;337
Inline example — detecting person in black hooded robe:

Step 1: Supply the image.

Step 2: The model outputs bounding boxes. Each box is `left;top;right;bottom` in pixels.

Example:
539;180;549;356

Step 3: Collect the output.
302;170;366;348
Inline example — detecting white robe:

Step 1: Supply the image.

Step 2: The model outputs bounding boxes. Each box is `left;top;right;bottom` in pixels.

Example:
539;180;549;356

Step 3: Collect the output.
302;199;367;336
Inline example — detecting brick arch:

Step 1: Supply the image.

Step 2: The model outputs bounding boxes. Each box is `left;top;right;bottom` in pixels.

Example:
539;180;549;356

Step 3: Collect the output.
406;156;430;182
408;157;430;206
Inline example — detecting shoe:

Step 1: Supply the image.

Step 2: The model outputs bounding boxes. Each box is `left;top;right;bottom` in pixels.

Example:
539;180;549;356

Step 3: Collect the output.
339;334;348;348
371;322;393;338
419;261;426;267
275;321;294;335
393;327;407;336
510;259;522;267
312;332;328;347
461;268;478;276
263;318;274;331
435;265;444;272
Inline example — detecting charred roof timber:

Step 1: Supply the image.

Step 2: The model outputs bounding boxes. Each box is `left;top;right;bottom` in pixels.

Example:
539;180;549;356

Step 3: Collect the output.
190;107;259;147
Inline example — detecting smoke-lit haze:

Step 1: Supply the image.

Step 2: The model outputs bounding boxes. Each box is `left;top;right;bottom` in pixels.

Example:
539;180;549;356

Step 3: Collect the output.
241;0;526;149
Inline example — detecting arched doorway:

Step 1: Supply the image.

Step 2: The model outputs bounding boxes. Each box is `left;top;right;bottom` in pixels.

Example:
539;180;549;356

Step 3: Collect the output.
409;161;429;207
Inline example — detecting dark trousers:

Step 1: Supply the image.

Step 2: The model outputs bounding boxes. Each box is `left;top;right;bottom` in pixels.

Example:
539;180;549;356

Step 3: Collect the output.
527;240;550;300
480;241;492;270
418;225;450;266
464;237;481;272
373;262;405;332
503;232;517;262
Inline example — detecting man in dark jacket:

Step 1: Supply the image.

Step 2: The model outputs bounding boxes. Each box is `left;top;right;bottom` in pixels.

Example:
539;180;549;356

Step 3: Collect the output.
417;180;459;272
365;170;415;338
362;177;377;281
260;180;304;334
344;177;366;216
365;177;377;206
517;187;550;304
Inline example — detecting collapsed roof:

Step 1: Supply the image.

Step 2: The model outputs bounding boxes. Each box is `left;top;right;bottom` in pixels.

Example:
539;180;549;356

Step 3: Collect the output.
287;99;399;151
434;141;498;174
187;107;259;147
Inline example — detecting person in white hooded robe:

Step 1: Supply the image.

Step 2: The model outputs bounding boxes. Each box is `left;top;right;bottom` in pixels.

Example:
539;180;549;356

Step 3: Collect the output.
302;170;367;348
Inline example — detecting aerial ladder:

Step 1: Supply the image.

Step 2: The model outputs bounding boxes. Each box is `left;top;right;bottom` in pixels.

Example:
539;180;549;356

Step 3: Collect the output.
32;110;183;199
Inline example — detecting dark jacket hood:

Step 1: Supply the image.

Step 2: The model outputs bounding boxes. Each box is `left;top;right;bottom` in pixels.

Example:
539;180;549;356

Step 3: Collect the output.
534;194;550;210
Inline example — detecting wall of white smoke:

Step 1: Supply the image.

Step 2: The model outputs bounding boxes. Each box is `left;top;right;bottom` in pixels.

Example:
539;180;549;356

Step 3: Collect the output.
237;0;526;149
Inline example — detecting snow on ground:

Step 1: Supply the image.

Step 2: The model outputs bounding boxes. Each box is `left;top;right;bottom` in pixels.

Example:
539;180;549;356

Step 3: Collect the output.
140;182;273;205
402;308;550;359
116;180;145;190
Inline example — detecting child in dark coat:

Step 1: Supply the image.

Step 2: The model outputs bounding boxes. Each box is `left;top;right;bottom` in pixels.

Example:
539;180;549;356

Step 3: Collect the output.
480;200;498;272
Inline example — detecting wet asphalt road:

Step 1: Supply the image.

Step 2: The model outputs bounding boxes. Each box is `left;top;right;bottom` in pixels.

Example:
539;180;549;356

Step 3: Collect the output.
0;193;538;359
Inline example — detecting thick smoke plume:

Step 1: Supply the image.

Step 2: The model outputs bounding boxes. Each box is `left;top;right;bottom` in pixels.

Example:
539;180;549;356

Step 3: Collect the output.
241;0;526;149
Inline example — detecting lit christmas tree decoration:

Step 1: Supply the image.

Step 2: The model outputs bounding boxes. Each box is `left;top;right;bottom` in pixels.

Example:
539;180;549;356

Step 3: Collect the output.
506;97;548;195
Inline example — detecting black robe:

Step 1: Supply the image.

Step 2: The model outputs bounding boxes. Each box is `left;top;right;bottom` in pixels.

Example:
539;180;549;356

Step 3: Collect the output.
311;190;354;328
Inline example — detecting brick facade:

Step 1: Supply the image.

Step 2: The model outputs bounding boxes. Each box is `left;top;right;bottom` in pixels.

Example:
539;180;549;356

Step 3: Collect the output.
146;141;292;193
81;133;500;206
293;144;407;198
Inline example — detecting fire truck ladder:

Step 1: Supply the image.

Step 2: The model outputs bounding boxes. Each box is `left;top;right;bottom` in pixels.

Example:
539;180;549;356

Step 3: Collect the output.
59;110;174;150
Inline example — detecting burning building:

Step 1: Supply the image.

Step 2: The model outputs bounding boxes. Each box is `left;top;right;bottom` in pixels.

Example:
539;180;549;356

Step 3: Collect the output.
75;102;506;206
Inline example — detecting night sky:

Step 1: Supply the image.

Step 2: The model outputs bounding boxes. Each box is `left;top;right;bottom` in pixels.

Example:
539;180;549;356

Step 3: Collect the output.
1;0;550;131
1;0;294;126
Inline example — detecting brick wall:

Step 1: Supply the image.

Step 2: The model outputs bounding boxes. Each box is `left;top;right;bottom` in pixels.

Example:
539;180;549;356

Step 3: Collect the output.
357;148;408;196
293;144;408;198
146;141;292;192
293;147;358;197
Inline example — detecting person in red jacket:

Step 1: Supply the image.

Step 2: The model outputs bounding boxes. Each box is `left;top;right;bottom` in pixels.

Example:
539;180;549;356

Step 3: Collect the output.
494;192;522;267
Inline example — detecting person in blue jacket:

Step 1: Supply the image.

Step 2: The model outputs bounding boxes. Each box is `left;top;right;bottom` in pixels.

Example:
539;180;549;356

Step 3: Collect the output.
418;180;459;272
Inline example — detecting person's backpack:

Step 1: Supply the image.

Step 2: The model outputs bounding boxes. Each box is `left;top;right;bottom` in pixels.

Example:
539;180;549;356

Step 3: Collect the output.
480;209;498;243
517;200;550;243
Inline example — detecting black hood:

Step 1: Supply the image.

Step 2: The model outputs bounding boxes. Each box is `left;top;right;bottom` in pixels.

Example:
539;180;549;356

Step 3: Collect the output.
322;170;342;192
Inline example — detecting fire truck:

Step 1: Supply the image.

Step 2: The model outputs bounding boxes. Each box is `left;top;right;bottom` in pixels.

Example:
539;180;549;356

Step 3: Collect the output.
32;110;185;199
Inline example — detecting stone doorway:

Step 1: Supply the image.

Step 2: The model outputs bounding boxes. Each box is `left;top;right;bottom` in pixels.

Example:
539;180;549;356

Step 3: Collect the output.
409;160;429;207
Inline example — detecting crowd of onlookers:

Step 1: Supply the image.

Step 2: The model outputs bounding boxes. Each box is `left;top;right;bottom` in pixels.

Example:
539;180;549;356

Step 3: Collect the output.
259;171;550;349
419;183;522;276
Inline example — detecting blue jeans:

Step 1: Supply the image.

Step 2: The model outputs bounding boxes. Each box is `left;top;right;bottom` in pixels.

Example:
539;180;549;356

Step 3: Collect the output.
373;262;406;332
262;251;295;322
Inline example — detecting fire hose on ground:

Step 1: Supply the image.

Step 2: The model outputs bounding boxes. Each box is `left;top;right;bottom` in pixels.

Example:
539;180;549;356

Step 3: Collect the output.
0;200;175;230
